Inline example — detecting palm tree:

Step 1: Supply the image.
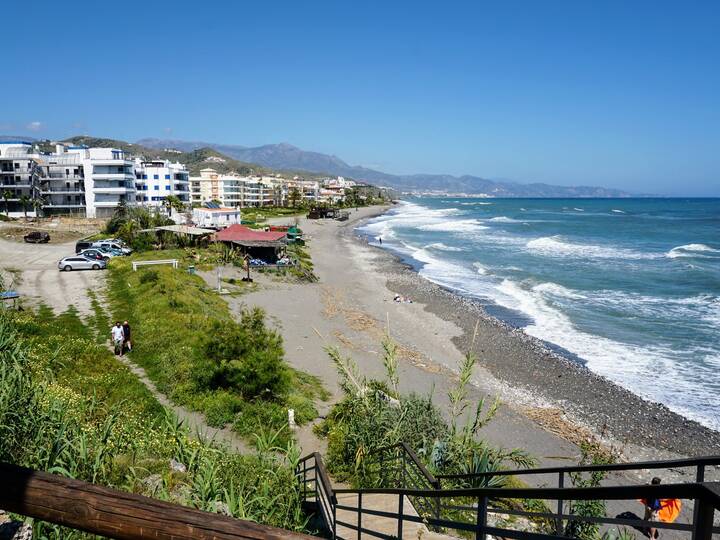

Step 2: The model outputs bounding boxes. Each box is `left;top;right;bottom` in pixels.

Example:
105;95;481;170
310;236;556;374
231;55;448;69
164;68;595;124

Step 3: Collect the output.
2;190;12;216
164;195;185;218
32;197;45;218
19;195;31;220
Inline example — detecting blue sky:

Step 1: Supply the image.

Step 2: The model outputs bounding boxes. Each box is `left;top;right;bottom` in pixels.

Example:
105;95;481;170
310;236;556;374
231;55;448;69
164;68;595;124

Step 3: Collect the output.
2;1;718;195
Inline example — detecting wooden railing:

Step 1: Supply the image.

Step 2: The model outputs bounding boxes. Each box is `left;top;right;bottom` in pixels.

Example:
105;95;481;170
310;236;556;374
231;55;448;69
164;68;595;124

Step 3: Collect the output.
0;462;312;540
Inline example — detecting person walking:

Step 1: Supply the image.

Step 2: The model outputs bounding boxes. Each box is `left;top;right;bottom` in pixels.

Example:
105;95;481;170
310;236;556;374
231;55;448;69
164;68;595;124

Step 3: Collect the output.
122;320;132;353
111;322;124;356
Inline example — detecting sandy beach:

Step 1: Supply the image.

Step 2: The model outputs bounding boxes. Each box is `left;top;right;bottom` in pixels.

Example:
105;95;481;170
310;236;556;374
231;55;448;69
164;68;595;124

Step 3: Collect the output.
218;205;718;480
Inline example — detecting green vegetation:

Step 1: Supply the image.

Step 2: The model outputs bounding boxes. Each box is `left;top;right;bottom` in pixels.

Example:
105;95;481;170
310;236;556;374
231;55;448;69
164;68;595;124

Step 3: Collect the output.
0;303;309;538
315;334;534;487
107;254;327;447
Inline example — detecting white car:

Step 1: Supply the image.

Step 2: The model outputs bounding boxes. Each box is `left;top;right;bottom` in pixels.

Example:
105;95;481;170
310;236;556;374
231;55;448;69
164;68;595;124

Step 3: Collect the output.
58;255;107;272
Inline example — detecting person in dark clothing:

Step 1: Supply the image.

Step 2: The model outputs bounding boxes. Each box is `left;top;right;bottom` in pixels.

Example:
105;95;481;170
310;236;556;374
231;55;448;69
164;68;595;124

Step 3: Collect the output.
122;320;132;353
644;477;662;539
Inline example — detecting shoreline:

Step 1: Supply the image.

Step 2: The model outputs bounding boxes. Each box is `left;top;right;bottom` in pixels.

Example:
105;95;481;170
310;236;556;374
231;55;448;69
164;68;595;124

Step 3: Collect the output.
347;206;720;457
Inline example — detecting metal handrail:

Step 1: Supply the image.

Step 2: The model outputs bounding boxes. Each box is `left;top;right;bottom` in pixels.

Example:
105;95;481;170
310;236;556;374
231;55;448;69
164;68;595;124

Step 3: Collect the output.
436;454;720;480
297;448;720;540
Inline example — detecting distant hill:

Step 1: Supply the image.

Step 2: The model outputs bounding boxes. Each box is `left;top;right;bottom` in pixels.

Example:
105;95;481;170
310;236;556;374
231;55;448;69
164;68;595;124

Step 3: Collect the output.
138;137;633;197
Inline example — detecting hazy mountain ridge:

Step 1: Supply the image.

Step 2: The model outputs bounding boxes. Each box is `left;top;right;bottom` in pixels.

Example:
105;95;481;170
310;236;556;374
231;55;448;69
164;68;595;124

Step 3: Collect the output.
138;137;633;197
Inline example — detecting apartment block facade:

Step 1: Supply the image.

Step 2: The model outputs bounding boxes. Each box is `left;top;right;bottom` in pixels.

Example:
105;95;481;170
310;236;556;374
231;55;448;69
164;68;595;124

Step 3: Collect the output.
0;142;190;218
0;142;41;214
134;159;191;207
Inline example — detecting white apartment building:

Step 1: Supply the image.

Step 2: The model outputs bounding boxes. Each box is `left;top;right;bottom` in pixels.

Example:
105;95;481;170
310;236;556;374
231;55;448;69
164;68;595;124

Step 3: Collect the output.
190;168;276;208
0;142;41;216
65;146;137;218
0;142;137;218
134;159;190;208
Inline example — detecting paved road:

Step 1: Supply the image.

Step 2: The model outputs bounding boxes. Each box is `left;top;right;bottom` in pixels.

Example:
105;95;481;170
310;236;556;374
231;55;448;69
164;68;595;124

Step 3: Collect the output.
0;238;104;316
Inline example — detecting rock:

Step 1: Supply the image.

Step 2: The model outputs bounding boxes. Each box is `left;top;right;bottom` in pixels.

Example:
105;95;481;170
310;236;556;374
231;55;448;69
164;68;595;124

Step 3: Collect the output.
0;520;33;540
170;459;187;473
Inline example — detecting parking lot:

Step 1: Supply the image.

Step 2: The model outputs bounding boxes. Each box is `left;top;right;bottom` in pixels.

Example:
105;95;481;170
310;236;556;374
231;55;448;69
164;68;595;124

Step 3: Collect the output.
0;237;105;316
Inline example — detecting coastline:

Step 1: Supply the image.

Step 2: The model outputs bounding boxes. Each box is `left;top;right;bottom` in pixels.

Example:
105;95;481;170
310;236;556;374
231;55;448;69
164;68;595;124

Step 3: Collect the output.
348;206;720;457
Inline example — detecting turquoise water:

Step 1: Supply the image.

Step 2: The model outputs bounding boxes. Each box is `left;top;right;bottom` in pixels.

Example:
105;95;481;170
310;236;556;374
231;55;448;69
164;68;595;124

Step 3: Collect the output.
358;198;720;430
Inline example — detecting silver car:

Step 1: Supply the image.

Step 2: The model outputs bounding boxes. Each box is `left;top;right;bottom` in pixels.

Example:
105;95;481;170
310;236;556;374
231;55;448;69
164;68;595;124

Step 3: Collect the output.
58;255;107;272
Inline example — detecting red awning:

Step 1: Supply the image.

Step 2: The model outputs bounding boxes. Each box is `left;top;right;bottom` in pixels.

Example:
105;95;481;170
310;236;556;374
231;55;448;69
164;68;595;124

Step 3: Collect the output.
212;225;287;246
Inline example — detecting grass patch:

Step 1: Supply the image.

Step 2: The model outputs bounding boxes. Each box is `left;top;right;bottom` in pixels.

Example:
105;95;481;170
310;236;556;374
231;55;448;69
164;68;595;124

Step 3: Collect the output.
106;252;326;448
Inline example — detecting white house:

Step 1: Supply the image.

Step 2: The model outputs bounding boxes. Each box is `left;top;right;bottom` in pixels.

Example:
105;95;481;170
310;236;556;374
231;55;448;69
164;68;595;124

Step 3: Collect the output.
192;206;241;228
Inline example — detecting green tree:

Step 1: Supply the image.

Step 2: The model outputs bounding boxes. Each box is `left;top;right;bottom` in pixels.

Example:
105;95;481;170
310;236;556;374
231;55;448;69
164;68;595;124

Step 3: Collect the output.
2;190;12;216
32;197;45;218
19;195;31;220
289;187;301;208
164;195;185;217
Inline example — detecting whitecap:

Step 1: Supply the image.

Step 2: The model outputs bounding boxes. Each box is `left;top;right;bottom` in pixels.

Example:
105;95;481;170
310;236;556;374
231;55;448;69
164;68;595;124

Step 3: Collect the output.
611;209;625;214
473;262;488;275
666;243;720;259
573;207;584;212
426;242;464;252
418;219;489;232
526;236;656;260
488;216;521;223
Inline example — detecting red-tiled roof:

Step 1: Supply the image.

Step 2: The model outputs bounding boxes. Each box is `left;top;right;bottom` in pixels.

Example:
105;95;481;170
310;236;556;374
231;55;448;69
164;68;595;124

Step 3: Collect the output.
213;225;286;243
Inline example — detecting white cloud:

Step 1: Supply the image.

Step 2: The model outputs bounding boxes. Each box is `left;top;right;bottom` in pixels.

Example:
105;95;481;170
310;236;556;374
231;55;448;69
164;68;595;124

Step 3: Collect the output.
163;127;173;135
26;121;43;132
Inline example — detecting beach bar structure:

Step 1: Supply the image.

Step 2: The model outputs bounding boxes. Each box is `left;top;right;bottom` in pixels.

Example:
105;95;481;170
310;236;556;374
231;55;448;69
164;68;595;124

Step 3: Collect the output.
212;224;287;262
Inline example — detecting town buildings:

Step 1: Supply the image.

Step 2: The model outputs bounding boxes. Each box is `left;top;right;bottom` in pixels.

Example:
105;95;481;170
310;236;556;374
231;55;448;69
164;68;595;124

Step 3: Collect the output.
0;141;193;218
1;140;357;219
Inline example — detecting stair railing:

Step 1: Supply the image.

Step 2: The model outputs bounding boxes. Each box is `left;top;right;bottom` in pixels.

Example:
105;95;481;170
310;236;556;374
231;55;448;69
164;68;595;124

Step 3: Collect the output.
297;452;337;537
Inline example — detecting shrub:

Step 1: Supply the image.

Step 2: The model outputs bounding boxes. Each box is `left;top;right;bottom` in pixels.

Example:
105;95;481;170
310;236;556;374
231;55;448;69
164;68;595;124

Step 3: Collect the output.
200;308;290;400
139;269;160;284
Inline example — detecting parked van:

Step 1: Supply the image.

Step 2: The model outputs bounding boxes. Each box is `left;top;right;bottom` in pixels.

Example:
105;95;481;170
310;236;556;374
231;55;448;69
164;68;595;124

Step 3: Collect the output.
75;240;94;254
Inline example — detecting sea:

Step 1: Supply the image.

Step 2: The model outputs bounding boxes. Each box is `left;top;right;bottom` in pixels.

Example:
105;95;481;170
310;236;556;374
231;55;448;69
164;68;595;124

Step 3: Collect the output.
357;198;720;431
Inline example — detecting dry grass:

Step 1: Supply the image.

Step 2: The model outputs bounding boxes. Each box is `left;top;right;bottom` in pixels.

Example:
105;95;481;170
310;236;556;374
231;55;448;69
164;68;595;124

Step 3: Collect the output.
522;406;619;461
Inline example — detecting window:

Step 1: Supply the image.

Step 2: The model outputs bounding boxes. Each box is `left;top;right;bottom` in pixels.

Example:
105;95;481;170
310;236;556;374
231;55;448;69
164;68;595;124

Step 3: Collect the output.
165;185;170;191
142;174;147;179
153;174;159;180
165;174;170;180
154;186;159;191
143;185;148;191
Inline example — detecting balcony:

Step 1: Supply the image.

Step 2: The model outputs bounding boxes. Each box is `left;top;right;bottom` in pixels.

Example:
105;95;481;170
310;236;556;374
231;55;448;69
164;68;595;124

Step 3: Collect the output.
45;173;84;180
41;187;85;194
93;187;134;194
92;172;134;180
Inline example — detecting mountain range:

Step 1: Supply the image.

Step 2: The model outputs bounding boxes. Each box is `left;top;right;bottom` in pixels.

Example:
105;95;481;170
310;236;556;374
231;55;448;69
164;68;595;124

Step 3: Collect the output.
2;134;632;197
137;138;633;197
